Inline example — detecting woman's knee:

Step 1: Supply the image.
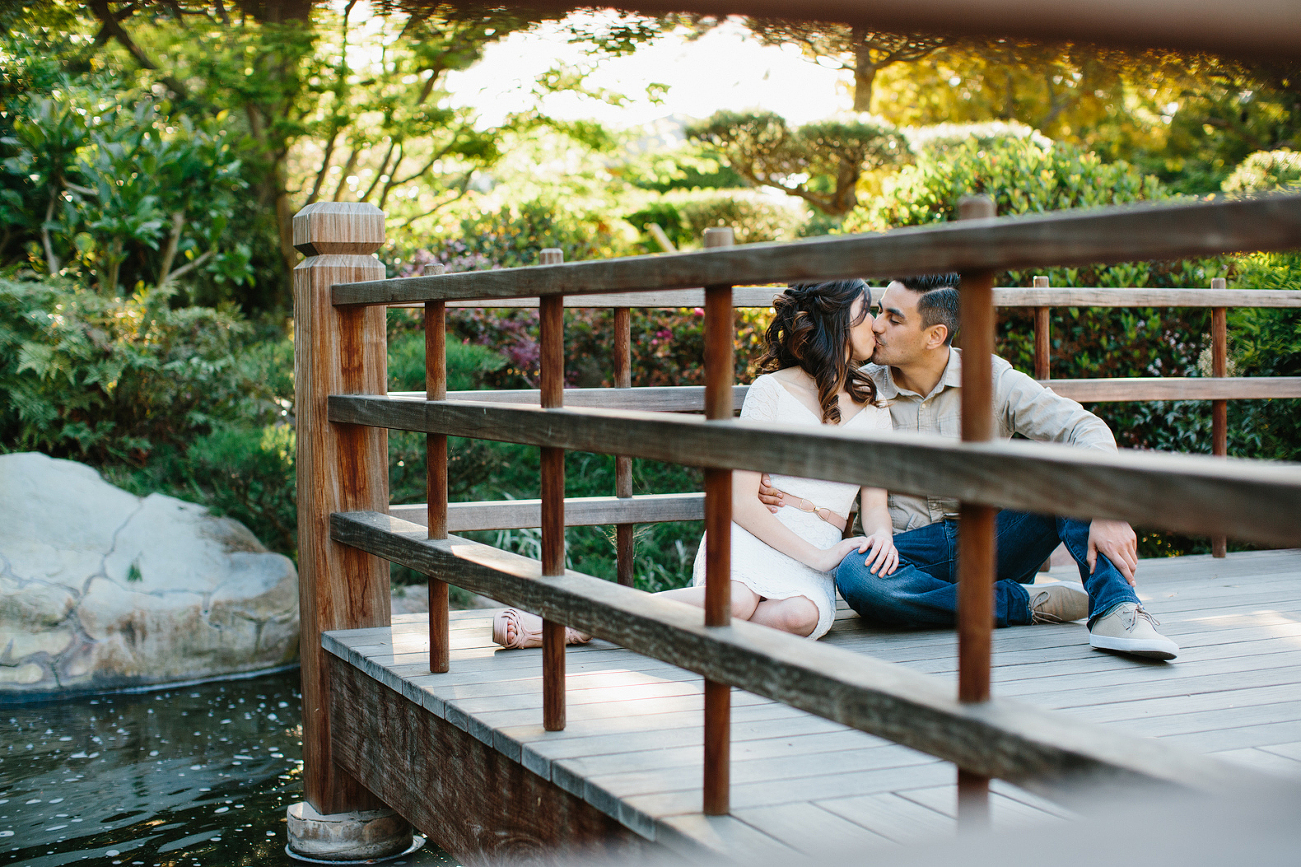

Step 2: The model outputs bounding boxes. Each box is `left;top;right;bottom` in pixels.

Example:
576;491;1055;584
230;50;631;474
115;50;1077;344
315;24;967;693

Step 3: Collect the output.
785;598;820;637
730;581;761;619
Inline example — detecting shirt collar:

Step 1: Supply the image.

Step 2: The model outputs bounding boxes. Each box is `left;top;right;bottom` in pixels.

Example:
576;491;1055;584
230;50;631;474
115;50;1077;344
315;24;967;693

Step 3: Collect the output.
866;348;962;400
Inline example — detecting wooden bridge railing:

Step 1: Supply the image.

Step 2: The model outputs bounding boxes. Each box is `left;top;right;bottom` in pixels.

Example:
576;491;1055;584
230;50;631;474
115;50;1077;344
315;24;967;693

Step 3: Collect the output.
386;282;1301;558
294;194;1301;829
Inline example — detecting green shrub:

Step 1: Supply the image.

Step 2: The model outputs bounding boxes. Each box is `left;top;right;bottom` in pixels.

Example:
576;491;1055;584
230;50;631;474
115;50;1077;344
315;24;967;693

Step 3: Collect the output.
853;130;1163;231
625;190;807;249
1222;150;1301;194
1226;251;1301;464
0;276;282;462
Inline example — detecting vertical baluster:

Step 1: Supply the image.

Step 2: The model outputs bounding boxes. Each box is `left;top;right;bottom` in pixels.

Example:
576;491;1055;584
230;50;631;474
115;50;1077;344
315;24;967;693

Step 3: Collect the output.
424;263;450;674
538;248;567;732
1033;275;1051;381
614;305;635;586
1210;277;1228;558
956;196;996;827
701;226;734;815
1033;276;1054;574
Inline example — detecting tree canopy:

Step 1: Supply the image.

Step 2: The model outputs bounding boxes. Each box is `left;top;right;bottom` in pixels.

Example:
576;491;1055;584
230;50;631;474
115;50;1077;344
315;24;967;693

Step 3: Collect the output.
687;111;906;215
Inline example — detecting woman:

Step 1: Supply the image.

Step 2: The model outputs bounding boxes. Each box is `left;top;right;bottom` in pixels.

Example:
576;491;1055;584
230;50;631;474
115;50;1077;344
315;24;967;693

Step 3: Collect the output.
493;278;898;647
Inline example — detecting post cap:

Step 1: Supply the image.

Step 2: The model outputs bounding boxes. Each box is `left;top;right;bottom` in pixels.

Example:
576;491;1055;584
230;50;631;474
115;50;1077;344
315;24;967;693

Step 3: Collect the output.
703;227;734;248
293;202;385;257
539;248;564;265
958;195;996;220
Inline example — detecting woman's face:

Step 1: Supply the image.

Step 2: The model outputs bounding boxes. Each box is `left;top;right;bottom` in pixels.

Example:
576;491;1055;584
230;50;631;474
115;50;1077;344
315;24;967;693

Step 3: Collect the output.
847;293;876;364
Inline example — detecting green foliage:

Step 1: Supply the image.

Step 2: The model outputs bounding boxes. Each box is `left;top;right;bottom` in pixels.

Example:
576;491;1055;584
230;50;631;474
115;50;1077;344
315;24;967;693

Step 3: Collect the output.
1222;149;1301;194
0;67;251;295
387;330;507;393
855;129;1163;231
621;146;748;193
688;110;908;215
0;276;284;462
1226;252;1301;464
445;199;635;270
624;190;807;249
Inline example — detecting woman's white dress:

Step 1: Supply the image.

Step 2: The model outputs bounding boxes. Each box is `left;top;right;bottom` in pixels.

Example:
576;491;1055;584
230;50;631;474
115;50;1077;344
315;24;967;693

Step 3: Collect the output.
690;373;892;639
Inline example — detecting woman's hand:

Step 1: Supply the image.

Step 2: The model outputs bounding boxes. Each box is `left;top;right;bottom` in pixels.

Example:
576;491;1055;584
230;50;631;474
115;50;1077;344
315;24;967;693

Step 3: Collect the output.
812;536;874;573
855;531;898;576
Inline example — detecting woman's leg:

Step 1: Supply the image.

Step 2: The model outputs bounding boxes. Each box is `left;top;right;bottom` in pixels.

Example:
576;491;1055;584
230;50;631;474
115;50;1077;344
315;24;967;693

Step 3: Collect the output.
498;581;764;647
750;596;820;637
658;582;762;621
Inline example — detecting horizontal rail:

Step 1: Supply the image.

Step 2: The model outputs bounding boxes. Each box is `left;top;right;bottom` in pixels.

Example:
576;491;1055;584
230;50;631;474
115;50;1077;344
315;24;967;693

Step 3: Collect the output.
387;287;1301;311
336;195;1301;306
397;377;1301;412
996;288;1301;308
1047;377;1301;402
331;395;1301;547
388;287;785;309
389;492;704;532
393;387;745;413
331;510;1255;798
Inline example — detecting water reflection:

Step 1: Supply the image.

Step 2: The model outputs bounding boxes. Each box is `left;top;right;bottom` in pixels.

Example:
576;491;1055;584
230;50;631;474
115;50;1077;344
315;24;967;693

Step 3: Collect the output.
0;671;456;867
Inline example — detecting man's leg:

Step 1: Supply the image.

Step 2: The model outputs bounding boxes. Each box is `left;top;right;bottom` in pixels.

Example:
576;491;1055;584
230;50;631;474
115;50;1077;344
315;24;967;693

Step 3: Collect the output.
1045;515;1141;624
836;519;1043;629
991;511;1175;658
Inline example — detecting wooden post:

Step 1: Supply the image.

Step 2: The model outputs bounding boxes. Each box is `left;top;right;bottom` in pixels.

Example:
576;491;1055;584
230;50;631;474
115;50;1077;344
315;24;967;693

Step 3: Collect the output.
538;247;567;732
956;196;996;826
613;307;635;586
1033;276;1051;381
1211;277;1228;558
292;202;392;815
702;226;734;816
424;263;450;674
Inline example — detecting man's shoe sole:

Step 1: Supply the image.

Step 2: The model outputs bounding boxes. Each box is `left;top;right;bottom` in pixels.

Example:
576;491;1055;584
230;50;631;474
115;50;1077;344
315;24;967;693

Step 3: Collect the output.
1089;634;1178;660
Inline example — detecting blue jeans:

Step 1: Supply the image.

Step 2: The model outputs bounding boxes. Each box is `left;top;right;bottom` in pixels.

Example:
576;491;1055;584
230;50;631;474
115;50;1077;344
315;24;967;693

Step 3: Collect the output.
835;511;1140;629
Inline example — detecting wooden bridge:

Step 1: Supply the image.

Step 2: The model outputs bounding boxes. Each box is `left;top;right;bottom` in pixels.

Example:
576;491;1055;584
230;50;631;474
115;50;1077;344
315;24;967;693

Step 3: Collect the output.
285;188;1301;864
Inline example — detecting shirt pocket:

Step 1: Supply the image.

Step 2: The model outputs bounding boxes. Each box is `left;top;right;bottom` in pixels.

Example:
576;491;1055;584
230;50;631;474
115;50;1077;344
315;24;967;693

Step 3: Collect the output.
936;411;962;438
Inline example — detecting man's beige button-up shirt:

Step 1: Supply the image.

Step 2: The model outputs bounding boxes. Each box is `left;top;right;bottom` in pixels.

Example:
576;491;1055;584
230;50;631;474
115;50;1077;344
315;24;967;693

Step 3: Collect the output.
864;348;1117;533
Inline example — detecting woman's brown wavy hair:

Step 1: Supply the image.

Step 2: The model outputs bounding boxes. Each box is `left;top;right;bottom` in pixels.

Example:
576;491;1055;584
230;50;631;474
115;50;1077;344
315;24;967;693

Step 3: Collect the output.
757;279;877;424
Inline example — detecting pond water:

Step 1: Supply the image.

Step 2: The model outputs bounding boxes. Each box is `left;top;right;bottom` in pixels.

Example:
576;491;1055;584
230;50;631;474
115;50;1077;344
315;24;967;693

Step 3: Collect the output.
0;670;457;867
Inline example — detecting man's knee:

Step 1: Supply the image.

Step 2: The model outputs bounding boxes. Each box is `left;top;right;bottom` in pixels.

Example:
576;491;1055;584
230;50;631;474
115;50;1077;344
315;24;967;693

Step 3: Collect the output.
836;556;896;608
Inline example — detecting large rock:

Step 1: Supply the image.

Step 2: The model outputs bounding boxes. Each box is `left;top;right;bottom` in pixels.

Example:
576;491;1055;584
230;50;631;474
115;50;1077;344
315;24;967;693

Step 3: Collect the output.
0;453;299;698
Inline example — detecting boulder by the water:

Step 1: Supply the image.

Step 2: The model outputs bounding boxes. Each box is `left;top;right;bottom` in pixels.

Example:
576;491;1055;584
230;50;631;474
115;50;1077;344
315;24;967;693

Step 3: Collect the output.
0;453;299;699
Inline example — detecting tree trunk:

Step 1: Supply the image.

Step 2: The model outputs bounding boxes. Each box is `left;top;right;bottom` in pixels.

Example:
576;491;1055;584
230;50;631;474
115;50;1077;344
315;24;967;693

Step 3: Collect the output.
853;32;877;112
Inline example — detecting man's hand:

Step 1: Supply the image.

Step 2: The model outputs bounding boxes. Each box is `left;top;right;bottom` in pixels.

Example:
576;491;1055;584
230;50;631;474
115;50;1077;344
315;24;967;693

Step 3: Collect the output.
1087;518;1138;585
758;473;785;513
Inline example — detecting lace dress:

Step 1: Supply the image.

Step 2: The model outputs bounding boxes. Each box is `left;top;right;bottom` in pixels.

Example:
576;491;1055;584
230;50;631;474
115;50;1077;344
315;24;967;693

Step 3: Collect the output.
690;373;893;639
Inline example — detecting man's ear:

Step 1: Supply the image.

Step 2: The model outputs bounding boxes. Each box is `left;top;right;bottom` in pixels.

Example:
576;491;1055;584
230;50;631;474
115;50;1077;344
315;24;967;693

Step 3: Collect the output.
924;324;949;351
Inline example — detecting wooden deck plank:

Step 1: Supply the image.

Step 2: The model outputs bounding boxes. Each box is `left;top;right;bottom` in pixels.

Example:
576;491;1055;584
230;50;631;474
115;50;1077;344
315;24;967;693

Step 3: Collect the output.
623;760;958;818
324;550;1300;861
1159;721;1301;752
1260;741;1301;761
1211;747;1301;777
656;813;804;863
730;802;895;853
898;784;1068;829
816;791;954;844
573;738;936;800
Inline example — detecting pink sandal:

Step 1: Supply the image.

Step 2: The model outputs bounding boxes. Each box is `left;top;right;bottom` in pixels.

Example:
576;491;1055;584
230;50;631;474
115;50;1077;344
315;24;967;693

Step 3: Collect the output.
492;608;590;650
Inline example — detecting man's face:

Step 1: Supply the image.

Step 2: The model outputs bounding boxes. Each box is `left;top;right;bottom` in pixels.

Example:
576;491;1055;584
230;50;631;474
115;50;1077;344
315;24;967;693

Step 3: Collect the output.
871;282;931;366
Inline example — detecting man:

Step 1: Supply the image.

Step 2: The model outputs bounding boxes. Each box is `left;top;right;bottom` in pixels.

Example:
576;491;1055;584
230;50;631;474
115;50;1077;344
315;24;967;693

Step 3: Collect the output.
761;274;1179;659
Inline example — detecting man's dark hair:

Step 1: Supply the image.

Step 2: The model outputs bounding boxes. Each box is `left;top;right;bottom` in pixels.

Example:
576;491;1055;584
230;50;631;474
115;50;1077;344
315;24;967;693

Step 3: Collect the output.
896;273;960;345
